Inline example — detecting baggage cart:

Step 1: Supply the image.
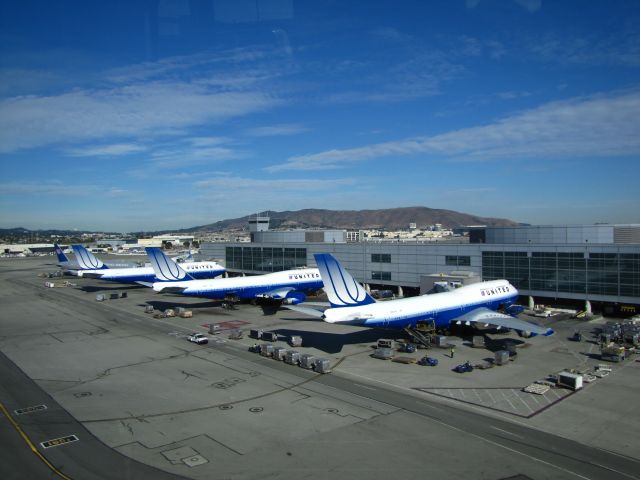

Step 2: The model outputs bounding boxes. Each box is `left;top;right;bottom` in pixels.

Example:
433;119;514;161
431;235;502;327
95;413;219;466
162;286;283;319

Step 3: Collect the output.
273;347;287;361
285;350;300;365
288;335;303;347
260;344;274;357
262;331;278;342
495;350;510;366
250;329;263;339
313;358;331;373
299;353;316;369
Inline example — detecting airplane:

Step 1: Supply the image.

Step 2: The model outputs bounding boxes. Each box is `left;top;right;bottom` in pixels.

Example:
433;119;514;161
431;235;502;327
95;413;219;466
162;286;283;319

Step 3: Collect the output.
71;244;225;285
146;247;323;304
287;253;553;337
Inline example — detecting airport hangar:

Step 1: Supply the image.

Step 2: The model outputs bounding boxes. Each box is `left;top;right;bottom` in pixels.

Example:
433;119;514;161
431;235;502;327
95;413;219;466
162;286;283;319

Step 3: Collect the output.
198;222;640;316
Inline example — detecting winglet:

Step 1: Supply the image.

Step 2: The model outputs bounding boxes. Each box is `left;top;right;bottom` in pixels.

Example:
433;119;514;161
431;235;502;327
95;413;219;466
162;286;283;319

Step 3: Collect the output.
54;243;69;263
313;253;375;308
146;247;194;281
71;244;108;270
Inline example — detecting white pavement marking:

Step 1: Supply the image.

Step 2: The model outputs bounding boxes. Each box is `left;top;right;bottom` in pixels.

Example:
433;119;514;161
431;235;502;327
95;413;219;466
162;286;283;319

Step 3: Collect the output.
490;425;524;439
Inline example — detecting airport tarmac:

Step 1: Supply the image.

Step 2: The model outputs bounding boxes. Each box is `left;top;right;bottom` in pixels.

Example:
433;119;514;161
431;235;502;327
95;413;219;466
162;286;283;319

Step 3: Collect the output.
1;256;639;480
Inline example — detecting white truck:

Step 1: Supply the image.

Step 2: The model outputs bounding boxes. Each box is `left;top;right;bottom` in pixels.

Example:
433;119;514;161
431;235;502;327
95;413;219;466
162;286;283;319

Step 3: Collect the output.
187;333;209;345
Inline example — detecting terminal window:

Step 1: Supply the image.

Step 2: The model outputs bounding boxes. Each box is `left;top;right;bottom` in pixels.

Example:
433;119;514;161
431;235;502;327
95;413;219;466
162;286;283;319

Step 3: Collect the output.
371;253;391;263
445;255;471;266
372;271;391;281
225;246;307;272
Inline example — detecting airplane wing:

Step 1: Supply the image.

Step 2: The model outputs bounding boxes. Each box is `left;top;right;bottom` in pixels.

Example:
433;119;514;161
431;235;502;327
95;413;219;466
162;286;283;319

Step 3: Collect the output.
283;304;326;318
136;281;154;287
454;308;553;336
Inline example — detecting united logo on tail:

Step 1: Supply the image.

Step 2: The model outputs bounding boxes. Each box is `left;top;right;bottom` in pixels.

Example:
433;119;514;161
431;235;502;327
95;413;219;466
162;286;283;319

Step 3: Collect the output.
71;245;107;270
145;247;193;281
314;253;375;308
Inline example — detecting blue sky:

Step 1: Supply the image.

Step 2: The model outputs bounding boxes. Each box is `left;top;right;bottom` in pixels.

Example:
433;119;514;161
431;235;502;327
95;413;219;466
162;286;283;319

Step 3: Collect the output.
1;0;639;231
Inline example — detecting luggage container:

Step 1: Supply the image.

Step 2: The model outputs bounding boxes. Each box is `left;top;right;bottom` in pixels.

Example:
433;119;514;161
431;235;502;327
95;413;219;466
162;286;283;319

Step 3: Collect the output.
179;310;193;318
260;344;274;357
273;347;287;361
288;335;303;347
285;350;301;365
175;307;186;315
313;358;331;373
262;331;278;342
144;305;154;314
372;347;394;360
164;309;176;317
109;293;120;300
556;371;583;390
299;353;316;369
472;336;485;348
495;350;510;366
433;335;448;347
95;294;106;301
209;323;221;334
249;329;263;339
120;292;128;298
228;329;243;340
377;339;393;348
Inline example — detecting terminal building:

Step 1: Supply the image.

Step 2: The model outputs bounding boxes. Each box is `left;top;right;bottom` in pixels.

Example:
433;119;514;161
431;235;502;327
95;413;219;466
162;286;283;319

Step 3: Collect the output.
199;219;640;315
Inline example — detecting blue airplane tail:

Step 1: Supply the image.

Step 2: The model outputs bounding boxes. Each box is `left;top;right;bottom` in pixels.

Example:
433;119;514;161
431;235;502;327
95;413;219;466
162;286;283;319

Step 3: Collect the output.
54;243;69;263
146;247;195;281
71;244;108;270
314;253;375;308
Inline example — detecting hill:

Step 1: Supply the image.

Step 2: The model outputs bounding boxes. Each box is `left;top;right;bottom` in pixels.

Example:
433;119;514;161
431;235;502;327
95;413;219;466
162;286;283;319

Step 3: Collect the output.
182;207;518;232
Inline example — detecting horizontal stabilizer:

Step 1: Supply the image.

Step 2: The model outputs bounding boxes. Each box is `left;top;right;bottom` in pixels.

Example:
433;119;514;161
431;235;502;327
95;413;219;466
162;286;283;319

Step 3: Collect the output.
156;286;188;294
456;308;553;336
284;304;326;318
81;272;105;279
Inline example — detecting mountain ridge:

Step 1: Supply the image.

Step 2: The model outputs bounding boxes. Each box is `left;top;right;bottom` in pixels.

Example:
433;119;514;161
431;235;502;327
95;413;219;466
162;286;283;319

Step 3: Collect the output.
181;206;519;233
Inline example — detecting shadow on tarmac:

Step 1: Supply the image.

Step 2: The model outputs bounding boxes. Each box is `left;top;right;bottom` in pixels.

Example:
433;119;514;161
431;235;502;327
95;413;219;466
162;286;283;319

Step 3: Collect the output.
271;327;407;354
143;299;221;310
78;284;145;293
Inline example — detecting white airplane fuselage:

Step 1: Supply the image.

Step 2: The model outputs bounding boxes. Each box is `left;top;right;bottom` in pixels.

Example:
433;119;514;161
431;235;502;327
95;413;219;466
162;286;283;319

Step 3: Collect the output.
153;268;322;300
323;279;518;328
78;261;224;284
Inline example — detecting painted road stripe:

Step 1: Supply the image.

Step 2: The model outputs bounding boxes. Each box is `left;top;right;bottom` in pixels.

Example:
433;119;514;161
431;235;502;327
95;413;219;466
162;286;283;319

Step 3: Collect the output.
14;404;47;415
41;435;79;449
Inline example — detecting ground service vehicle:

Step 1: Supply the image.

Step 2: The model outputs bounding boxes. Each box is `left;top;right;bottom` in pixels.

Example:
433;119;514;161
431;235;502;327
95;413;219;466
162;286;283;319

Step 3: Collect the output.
187;333;209;344
418;356;438;366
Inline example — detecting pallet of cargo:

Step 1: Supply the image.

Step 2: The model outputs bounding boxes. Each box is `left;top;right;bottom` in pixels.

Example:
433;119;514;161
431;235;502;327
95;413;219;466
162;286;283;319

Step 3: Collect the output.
523;383;550;395
392;356;416;364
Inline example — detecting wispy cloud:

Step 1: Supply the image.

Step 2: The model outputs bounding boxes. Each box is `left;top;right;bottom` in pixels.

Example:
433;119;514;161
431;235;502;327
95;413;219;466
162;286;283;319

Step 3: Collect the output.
67;143;147;157
267;90;640;171
0;82;276;153
0;181;98;196
246;123;309;137
195;175;354;191
528;31;640;67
